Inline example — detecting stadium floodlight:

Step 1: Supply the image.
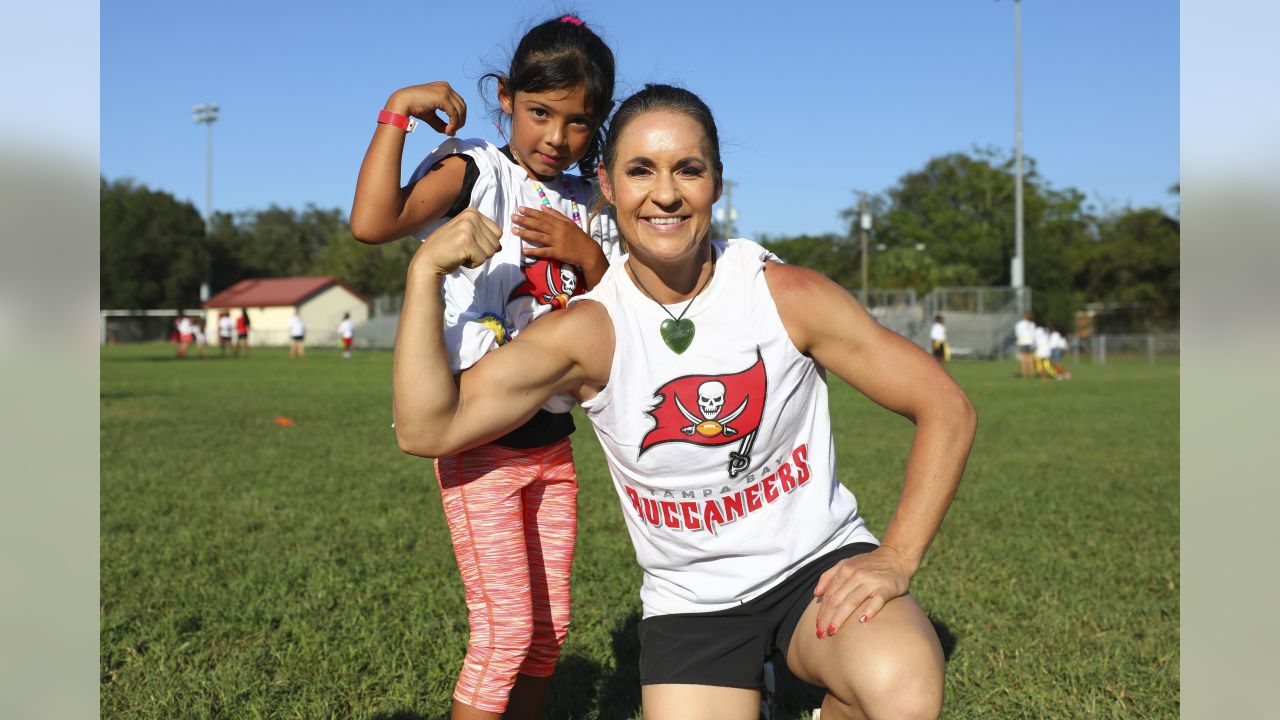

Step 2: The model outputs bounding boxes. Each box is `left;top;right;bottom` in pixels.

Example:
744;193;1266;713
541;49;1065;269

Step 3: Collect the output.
1011;0;1027;310
192;104;219;302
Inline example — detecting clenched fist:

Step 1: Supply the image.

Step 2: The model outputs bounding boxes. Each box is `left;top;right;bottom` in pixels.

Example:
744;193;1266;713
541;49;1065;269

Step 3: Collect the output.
413;208;503;276
385;81;468;137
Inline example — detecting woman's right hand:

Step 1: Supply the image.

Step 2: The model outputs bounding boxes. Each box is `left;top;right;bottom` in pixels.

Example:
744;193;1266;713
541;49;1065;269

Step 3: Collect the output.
413;209;503;276
386;81;468;136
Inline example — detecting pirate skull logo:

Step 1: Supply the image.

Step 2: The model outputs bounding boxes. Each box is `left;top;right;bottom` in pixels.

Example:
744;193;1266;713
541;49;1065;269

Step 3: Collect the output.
676;380;749;438
697;381;725;418
541;261;578;308
559;267;578;296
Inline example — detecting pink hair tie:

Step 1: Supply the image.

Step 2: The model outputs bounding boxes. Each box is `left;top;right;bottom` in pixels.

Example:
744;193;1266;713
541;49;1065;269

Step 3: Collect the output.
559;15;584;26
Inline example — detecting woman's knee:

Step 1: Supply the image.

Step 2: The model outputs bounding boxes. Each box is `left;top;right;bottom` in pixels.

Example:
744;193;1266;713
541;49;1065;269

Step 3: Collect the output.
833;652;943;720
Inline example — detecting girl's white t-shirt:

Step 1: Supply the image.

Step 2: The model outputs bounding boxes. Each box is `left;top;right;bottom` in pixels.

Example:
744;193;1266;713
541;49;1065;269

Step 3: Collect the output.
576;239;877;618
409;139;622;413
1015;319;1036;346
1034;326;1052;357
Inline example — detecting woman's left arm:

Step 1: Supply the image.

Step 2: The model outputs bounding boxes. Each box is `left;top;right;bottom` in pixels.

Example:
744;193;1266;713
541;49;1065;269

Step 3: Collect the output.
765;261;978;630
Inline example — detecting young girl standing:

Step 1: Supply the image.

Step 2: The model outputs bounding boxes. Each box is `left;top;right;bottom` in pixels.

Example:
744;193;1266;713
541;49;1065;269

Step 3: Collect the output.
350;15;618;719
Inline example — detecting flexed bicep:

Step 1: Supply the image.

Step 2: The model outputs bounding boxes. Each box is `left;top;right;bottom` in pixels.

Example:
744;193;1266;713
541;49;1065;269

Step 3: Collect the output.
433;299;613;454
765;261;957;421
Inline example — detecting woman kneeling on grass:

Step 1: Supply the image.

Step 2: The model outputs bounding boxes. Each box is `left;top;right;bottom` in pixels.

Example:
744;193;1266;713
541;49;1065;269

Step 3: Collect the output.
394;84;977;720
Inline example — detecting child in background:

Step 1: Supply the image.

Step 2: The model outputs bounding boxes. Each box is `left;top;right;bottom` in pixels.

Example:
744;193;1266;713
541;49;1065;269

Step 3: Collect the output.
218;311;234;356
350;14;619;718
1034;324;1056;381
175;313;193;359
1050;327;1072;380
1014;311;1036;378
190;315;209;359
288;308;306;360
235;309;250;358
337;312;355;360
930;314;948;364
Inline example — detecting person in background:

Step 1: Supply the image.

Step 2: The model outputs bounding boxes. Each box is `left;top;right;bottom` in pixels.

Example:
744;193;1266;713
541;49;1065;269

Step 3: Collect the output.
175;313;193;359
288;308;306;360
930;314;948;365
337;312;355;360
191;315;209;359
236;309;251;358
1050;326;1071;380
217;311;234;356
1014;311;1036;378
1034;324;1055;381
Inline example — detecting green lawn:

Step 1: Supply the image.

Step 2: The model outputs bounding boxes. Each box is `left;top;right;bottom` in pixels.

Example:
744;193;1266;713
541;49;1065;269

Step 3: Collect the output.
101;344;1178;718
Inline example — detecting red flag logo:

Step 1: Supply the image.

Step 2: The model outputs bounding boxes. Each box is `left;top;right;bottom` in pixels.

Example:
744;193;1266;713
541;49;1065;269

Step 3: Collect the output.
508;258;585;310
639;351;767;477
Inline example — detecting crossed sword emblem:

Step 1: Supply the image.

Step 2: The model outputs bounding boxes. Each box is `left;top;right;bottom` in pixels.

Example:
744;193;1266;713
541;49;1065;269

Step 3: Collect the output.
674;395;750;438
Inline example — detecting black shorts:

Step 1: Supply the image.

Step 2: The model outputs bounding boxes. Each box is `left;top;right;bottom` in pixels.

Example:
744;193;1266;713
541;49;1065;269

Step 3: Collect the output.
1018;343;1033;354
932;341;946;358
291;334;304;342
638;542;879;688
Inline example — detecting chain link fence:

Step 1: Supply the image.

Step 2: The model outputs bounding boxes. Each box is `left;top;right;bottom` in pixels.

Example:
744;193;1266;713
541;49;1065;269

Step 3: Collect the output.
1076;333;1180;364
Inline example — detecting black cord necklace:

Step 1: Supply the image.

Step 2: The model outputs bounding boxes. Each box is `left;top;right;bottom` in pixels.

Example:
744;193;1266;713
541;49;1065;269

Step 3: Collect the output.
626;253;715;354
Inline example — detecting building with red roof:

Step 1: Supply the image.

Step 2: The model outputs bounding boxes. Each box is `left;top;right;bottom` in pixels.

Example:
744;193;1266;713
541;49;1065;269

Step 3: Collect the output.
202;276;371;347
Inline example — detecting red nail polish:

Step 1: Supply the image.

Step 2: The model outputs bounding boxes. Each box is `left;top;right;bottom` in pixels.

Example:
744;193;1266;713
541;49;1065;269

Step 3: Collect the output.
816;628;824;639
827;624;836;635
859;614;867;623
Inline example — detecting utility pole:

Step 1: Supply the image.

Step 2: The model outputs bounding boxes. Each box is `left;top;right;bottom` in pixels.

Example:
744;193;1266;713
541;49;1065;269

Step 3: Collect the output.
858;193;869;302
193;103;219;302
1011;0;1026;312
719;179;738;239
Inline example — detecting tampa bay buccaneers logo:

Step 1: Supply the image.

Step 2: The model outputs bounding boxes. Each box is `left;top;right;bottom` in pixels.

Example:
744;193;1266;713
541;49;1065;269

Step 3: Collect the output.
639;351;767;478
508;258;584;310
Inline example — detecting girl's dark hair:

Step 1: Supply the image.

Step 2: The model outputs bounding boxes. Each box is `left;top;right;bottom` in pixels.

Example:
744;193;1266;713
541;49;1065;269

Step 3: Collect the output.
601;84;722;184
483;14;615;175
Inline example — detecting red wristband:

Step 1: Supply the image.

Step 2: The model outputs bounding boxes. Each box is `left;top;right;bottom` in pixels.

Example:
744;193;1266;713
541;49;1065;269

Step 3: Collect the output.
377;109;417;133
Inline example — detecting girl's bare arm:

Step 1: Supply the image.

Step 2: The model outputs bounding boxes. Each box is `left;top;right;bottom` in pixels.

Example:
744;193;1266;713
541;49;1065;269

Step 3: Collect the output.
350;82;470;244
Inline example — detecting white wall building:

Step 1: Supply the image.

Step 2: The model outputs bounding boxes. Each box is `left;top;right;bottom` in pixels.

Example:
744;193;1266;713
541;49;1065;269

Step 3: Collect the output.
202;277;371;347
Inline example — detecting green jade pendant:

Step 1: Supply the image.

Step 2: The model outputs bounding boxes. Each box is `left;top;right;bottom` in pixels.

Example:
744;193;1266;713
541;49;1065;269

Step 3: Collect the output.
660;318;695;354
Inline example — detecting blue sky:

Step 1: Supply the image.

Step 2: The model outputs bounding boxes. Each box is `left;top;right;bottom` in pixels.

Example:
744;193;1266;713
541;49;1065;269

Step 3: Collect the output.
101;0;1178;239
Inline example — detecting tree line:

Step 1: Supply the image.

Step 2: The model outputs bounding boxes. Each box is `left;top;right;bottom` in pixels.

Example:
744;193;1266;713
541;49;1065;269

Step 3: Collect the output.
758;149;1178;332
100;177;413;311
102;149;1177;331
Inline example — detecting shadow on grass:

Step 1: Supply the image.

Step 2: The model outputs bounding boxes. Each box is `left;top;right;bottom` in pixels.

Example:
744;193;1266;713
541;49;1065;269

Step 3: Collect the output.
931;615;957;661
371;613;954;720
593;613;642;720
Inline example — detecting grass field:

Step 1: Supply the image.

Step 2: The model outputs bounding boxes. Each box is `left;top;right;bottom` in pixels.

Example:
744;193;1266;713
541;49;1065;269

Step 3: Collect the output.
100;343;1179;719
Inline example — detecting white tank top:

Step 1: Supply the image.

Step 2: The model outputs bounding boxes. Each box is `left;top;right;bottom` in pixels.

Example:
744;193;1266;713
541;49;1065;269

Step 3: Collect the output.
577;239;877;617
410;139;622;413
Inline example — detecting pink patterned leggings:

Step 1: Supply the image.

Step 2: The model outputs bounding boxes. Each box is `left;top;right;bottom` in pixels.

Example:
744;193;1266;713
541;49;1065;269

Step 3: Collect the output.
433;437;578;714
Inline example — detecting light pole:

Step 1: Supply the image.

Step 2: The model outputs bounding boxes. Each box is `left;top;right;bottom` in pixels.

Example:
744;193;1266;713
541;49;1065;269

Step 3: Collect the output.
714;179;738;239
858;193;872;303
1011;0;1026;312
192;103;219;302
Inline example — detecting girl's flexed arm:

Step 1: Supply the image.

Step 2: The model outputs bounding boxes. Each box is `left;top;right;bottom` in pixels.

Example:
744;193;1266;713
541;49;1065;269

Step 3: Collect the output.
393;209;611;457
351;82;470;244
